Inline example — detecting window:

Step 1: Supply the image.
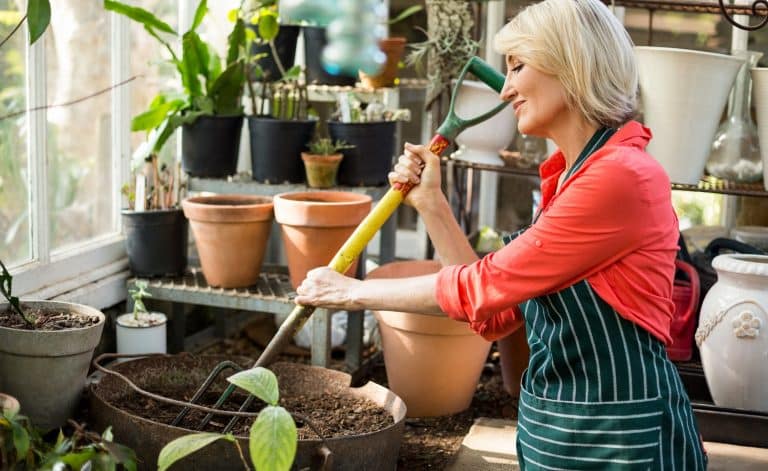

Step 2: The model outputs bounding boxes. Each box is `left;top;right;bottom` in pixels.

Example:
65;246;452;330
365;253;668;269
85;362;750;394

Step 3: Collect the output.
0;0;194;302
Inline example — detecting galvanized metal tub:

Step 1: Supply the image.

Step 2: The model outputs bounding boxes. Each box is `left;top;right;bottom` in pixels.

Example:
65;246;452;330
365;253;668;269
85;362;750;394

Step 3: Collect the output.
88;354;406;470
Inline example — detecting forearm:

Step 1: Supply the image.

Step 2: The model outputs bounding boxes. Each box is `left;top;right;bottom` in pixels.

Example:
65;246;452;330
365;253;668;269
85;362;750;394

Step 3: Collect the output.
418;196;478;266
353;274;444;315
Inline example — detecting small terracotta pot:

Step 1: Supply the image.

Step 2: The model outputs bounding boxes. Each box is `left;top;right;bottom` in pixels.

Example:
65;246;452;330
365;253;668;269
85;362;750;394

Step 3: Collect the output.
359;37;407;89
301;152;343;188
182;194;273;288
274;191;372;289
367;260;492;417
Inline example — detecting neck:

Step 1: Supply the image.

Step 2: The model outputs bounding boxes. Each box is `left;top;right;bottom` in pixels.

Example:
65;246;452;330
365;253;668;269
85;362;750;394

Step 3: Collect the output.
547;116;600;171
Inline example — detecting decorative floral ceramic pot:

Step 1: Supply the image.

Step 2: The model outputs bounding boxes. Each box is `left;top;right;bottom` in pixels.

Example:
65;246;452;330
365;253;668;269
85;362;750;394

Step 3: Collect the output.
696;254;768;412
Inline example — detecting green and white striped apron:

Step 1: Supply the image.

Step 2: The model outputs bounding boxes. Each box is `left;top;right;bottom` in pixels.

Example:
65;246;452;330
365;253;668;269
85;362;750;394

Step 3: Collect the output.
510;128;707;470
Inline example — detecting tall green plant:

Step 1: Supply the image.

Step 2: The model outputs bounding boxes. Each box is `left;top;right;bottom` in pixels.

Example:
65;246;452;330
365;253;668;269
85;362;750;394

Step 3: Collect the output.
157;367;297;471
104;0;247;161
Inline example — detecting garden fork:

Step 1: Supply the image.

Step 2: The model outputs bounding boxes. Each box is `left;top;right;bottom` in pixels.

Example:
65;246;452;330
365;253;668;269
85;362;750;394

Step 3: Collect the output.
177;56;508;433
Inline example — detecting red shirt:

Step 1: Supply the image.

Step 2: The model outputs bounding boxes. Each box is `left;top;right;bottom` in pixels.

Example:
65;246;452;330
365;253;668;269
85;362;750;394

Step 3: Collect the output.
435;121;679;344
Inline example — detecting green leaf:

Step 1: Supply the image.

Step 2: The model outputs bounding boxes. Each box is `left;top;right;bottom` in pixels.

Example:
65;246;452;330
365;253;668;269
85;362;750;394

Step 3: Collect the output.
11;420;29;460
187;33;211;83
181;32;204;97
208;50;223;86
257;11;278;42
157;433;234;471
189;0;207;32
102;426;114;442
131;99;184;132
102;441;138;471
281;65;301;82
388;5;423;25
249;406;297;471
227;367;279;405
208;60;244;115
226;18;246;66
103;0;177;36
58;449;97;469
27;0;51;45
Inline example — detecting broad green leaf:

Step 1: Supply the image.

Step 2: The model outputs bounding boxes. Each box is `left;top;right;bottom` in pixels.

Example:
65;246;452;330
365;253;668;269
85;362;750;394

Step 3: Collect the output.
181;32;204;97
257;10;278;42
281;65;301;82
245;27;257;42
227;367;278;405
152;111;184;154
104;0;176;35
191;96;214;115
208;50;223;86
58;449;96;469
227;8;238;23
189;0;207;32
157;432;234;471
208;60;244;115
187;33;211;83
131;99;183;131
27;0;51;45
11;421;30;461
226;18;246;66
249;406;297;471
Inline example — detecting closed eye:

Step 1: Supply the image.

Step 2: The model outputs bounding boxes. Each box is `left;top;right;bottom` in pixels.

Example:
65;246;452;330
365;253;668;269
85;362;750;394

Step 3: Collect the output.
511;63;524;73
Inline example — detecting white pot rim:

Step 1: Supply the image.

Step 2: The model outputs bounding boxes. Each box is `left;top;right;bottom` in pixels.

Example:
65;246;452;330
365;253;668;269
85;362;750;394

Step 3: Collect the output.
712;254;768;276
634;46;743;62
116;312;168;328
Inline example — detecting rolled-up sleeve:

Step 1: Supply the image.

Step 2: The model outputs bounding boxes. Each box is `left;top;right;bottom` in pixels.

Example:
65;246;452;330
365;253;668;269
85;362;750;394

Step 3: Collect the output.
435;157;658;338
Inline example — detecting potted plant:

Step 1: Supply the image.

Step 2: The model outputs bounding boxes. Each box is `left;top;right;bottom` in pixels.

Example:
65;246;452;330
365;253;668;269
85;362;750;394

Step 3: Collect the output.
243;0;301;82
105;0;248;178
359;5;423;89
0;261;105;430
327;93;410;186
121;151;188;278
246;63;318;184
301;138;354;188
116;280;167;358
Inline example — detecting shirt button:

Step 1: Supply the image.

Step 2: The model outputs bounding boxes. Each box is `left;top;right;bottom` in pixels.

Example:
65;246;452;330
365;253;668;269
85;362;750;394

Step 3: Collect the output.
535;240;542;247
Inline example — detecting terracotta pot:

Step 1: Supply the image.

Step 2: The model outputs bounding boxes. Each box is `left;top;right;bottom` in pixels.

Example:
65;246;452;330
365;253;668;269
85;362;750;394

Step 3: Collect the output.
497;324;529;399
182;194;273;288
359;37;407;89
301;152;343;188
274;191;372;289
366;260;492;417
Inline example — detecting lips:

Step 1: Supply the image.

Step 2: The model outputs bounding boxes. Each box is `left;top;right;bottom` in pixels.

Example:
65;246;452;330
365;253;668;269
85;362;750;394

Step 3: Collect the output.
513;100;525;112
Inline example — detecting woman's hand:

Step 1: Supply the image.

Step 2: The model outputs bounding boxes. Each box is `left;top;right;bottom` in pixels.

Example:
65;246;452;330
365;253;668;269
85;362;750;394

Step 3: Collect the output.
294;267;363;311
388;142;442;211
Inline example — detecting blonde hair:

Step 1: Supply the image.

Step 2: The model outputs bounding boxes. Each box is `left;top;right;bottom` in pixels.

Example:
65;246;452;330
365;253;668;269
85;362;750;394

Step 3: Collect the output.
493;0;637;128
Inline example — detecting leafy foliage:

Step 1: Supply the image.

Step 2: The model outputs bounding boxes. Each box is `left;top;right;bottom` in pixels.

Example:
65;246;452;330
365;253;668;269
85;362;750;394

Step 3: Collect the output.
307;138;354;156
26;0;51;45
0;410;137;471
128;280;152;321
157;367;297;471
104;0;247;161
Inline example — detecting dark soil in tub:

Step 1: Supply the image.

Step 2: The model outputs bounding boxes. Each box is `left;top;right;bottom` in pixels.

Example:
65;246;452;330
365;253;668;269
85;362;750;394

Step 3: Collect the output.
94;355;394;439
0;306;100;330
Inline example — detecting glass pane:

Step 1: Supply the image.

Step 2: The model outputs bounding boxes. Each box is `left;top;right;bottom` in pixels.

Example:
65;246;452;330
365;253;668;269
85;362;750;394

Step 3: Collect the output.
46;4;114;251
0;0;30;265
130;0;178;169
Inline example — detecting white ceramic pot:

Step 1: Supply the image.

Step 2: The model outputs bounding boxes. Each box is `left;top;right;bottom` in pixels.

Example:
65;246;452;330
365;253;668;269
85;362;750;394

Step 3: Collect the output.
750;68;768;190
635;47;742;184
116;312;167;358
695;254;768;412
452;80;517;166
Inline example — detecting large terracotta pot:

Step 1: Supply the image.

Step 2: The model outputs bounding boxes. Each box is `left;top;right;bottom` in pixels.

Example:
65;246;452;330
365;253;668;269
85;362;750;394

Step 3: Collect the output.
696;254;768;412
359;37;407;89
366;260;492;417
274;191;372;289
182;194;273;288
635;47;742;184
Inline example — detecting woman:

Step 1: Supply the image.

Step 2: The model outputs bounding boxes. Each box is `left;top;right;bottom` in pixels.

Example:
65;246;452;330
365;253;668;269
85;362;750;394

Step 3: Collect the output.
296;0;706;468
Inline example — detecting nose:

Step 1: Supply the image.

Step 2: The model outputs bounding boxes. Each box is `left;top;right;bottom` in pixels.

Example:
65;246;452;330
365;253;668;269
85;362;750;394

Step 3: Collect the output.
500;75;516;102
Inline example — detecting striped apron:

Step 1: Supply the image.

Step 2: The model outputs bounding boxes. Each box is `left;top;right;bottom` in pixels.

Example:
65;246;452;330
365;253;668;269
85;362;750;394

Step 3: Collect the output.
511;129;707;470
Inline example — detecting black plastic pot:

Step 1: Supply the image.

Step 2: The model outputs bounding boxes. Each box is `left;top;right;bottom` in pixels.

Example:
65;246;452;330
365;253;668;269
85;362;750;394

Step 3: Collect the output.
181;115;244;178
249;116;317;183
328;120;398;186
122;208;188;277
248;24;300;82
302;26;357;86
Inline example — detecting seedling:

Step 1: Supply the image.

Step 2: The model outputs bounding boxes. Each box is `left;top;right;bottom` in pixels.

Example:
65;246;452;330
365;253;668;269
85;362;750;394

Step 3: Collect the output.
0;260;34;328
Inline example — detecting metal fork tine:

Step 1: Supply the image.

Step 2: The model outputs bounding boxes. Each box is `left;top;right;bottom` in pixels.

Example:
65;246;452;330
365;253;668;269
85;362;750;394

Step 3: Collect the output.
171;360;243;427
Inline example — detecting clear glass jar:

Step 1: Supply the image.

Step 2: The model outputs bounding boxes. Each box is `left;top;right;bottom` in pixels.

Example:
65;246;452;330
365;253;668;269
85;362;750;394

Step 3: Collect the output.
706;50;764;183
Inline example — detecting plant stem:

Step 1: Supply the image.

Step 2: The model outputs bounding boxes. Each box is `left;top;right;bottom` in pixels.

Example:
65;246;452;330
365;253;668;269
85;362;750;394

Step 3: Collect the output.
269;39;286;78
0;13;26;50
233;440;251;471
0;260;33;328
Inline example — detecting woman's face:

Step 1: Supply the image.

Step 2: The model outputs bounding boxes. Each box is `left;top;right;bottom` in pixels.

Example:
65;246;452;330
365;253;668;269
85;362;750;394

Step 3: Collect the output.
500;55;568;137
